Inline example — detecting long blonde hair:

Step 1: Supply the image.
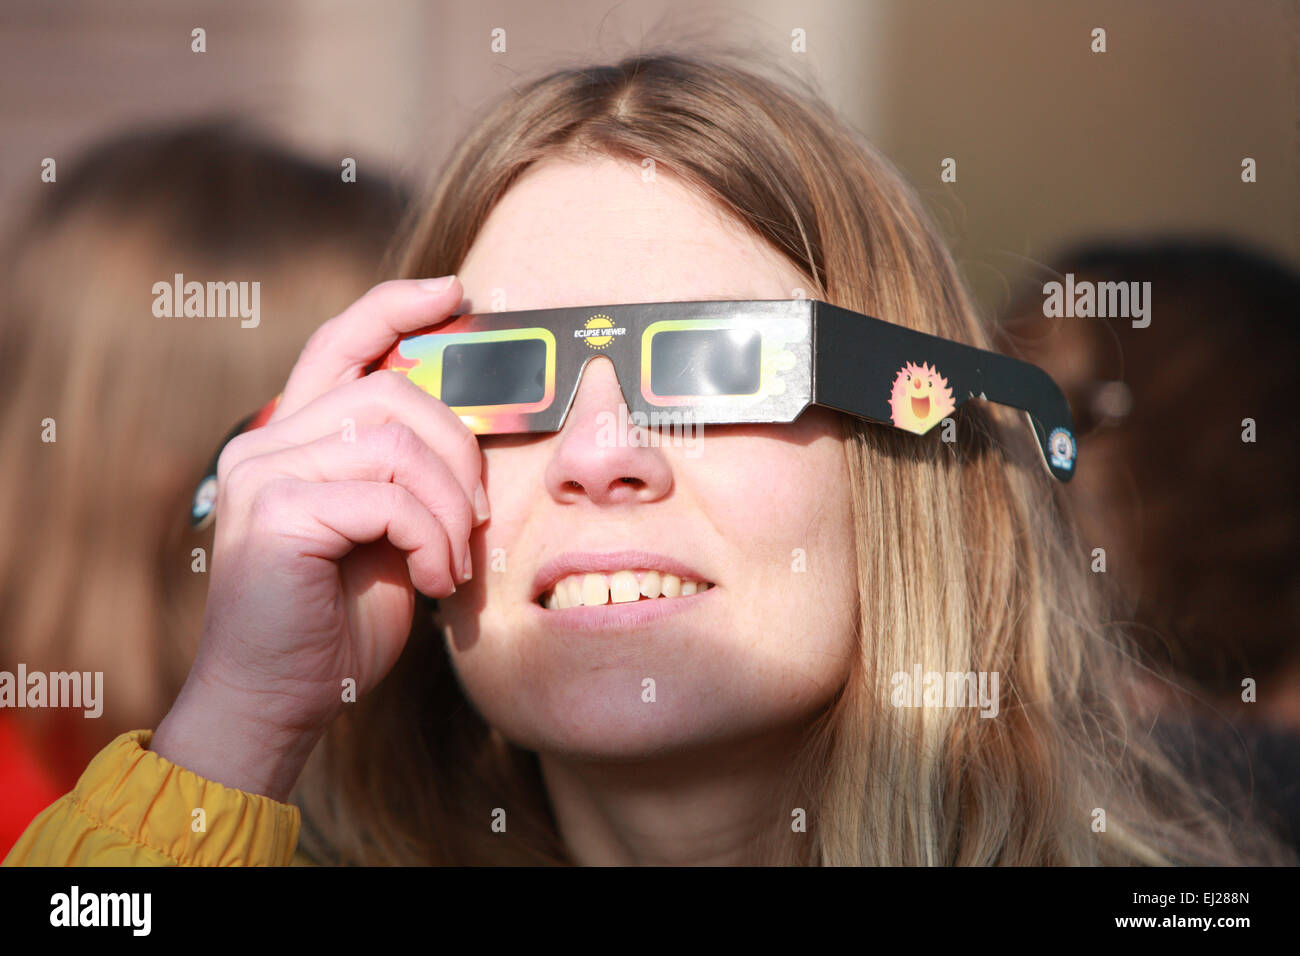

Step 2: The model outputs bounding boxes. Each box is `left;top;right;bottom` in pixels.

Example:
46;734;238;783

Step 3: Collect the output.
292;51;1290;865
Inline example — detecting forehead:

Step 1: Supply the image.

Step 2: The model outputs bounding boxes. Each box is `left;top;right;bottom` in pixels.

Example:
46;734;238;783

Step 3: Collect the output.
456;153;808;312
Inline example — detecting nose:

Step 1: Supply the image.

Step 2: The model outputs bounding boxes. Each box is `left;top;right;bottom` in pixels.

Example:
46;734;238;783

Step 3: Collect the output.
544;356;674;505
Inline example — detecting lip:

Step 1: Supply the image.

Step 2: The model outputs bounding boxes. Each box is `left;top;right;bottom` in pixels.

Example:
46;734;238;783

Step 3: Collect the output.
530;550;712;604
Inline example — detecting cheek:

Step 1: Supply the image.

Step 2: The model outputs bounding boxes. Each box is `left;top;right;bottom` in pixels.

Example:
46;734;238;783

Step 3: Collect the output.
698;439;850;551
689;440;858;672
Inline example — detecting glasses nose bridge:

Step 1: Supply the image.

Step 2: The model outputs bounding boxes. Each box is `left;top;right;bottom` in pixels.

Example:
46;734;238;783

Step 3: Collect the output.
559;352;634;428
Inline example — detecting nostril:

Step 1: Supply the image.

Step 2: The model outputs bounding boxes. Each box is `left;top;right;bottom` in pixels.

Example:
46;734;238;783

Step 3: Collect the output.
619;477;640;485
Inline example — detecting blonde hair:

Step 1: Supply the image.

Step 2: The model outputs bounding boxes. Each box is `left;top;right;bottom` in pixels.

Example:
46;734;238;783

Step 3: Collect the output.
0;121;406;782
292;52;1290;865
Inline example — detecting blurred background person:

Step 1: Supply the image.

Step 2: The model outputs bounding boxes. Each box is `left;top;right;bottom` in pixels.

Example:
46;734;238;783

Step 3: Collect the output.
998;237;1300;849
0;120;408;854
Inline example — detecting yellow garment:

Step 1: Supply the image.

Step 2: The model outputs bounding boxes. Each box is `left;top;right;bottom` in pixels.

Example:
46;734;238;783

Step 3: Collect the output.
3;729;309;866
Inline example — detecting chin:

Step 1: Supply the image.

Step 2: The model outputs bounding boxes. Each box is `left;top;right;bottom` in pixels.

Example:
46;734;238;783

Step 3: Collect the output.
473;675;747;760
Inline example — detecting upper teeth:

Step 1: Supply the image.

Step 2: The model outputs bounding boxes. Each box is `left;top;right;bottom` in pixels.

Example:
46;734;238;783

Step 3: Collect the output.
541;570;712;609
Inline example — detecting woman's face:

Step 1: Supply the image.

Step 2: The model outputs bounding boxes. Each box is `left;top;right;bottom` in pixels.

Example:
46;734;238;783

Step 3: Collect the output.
438;155;858;759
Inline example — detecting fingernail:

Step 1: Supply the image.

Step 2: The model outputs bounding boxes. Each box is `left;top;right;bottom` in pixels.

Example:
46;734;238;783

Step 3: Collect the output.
418;275;456;293
462;550;472;581
473;484;490;524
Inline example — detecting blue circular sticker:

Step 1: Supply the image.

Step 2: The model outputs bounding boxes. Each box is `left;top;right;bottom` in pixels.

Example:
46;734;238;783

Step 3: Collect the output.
1048;427;1076;471
191;475;218;529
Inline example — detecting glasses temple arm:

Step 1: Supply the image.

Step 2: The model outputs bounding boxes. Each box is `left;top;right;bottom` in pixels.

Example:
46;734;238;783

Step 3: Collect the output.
812;301;1076;481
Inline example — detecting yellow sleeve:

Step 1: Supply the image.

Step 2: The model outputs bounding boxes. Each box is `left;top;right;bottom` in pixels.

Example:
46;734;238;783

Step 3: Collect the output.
2;729;304;866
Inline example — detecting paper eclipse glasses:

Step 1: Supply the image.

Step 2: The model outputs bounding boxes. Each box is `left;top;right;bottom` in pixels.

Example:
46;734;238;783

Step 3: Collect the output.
190;299;1078;529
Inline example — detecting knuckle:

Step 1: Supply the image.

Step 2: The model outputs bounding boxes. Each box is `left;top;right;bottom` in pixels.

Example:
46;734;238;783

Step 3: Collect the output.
380;480;409;511
367;366;409;401
369;278;406;302
215;432;253;487
372;421;422;469
300;318;340;360
222;452;267;498
246;475;296;525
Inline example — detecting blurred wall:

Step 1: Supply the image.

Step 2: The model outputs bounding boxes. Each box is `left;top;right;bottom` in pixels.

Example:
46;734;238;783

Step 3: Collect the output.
874;0;1298;314
1;0;1294;319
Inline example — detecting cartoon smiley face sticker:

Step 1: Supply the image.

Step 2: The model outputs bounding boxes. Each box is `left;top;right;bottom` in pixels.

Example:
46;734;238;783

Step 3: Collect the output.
888;361;956;434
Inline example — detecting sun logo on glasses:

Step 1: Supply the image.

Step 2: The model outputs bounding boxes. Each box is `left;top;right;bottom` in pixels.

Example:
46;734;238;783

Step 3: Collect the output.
575;313;623;351
889;361;956;434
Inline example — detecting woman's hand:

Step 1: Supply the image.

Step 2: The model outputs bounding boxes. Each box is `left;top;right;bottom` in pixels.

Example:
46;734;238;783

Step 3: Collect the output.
151;276;485;802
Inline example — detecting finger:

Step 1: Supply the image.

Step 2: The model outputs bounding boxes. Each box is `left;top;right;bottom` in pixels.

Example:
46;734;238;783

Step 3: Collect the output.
223;423;476;583
218;370;486;525
274;276;463;420
252;478;458;598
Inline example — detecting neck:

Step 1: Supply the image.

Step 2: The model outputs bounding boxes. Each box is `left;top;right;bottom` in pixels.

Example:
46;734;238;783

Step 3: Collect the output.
537;723;810;866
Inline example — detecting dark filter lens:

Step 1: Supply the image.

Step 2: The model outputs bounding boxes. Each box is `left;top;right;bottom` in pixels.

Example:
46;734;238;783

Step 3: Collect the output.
441;337;547;406
649;328;762;396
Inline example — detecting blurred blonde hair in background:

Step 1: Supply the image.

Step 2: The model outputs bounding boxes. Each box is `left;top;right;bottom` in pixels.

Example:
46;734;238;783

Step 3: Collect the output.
0;120;408;788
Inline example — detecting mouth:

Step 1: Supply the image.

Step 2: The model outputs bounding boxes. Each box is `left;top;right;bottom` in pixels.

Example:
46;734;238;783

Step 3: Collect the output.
531;550;714;610
537;569;714;609
911;395;930;418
